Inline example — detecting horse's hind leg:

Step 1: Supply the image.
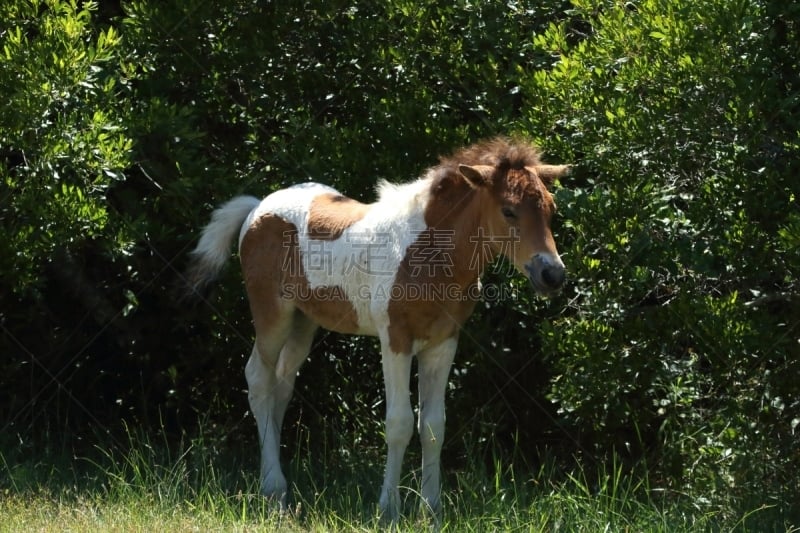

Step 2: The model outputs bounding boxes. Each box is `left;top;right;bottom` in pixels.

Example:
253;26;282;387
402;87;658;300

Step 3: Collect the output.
273;312;317;434
245;302;294;504
246;306;318;505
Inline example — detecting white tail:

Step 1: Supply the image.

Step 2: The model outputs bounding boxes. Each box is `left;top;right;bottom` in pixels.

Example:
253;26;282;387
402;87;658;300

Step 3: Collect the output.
185;195;261;297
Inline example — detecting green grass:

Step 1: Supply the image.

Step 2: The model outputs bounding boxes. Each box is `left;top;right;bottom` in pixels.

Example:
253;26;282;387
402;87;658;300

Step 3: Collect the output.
0;428;793;532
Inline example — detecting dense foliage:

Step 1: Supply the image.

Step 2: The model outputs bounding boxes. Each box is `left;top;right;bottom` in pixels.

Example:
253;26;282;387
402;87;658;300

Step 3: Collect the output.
1;0;797;522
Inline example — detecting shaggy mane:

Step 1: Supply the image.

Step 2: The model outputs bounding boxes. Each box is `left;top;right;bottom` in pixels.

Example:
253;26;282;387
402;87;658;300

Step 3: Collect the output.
437;136;542;172
376;137;543;203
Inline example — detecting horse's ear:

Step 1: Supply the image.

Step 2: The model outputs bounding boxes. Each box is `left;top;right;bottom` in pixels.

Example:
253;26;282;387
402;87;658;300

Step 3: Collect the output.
458;164;493;188
534;164;571;185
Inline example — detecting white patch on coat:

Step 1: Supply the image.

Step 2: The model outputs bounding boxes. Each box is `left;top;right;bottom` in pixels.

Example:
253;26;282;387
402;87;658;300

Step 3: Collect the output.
241;179;433;336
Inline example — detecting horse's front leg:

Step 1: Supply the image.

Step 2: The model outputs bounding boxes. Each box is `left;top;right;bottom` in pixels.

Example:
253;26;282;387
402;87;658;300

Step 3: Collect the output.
417;337;457;520
378;346;414;522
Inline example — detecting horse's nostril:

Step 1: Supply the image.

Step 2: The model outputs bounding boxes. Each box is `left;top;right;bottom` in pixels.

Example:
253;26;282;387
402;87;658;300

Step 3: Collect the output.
542;266;566;288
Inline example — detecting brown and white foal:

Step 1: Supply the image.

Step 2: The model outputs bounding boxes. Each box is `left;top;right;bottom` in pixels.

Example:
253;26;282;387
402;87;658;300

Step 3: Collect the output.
186;137;568;521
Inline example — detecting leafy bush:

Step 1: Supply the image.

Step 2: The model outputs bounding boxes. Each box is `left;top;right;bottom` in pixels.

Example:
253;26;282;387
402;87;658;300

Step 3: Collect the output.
524;0;799;510
1;0;132;292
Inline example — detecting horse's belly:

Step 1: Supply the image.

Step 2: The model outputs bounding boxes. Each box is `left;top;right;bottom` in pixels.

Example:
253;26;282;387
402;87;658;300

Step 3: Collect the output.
292;284;380;337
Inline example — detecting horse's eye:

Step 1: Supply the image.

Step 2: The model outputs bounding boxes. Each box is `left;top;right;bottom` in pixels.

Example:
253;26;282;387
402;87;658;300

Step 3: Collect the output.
501;206;517;219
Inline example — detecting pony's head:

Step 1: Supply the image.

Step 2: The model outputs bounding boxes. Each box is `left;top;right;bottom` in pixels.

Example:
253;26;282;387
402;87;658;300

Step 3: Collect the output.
457;142;568;297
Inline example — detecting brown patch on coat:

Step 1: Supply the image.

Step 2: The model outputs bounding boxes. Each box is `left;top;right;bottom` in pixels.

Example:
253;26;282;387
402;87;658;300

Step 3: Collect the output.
386;175;485;354
307;192;370;240
386;242;481;354
240;212;362;336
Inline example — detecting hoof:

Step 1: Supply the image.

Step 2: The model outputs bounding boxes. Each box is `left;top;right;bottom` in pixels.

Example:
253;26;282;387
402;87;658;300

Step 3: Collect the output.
260;481;288;512
378;490;401;526
418;502;442;531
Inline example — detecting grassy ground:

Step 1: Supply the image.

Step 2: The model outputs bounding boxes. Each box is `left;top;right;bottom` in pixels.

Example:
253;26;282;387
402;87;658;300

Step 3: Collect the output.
0;429;794;532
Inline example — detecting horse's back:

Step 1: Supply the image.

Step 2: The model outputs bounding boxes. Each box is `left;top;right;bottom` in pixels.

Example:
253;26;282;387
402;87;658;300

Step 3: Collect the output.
248;182;339;225
240;182;380;336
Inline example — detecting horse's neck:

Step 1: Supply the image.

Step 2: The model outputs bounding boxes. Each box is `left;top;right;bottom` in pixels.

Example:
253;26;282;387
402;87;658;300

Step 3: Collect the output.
429;190;496;286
